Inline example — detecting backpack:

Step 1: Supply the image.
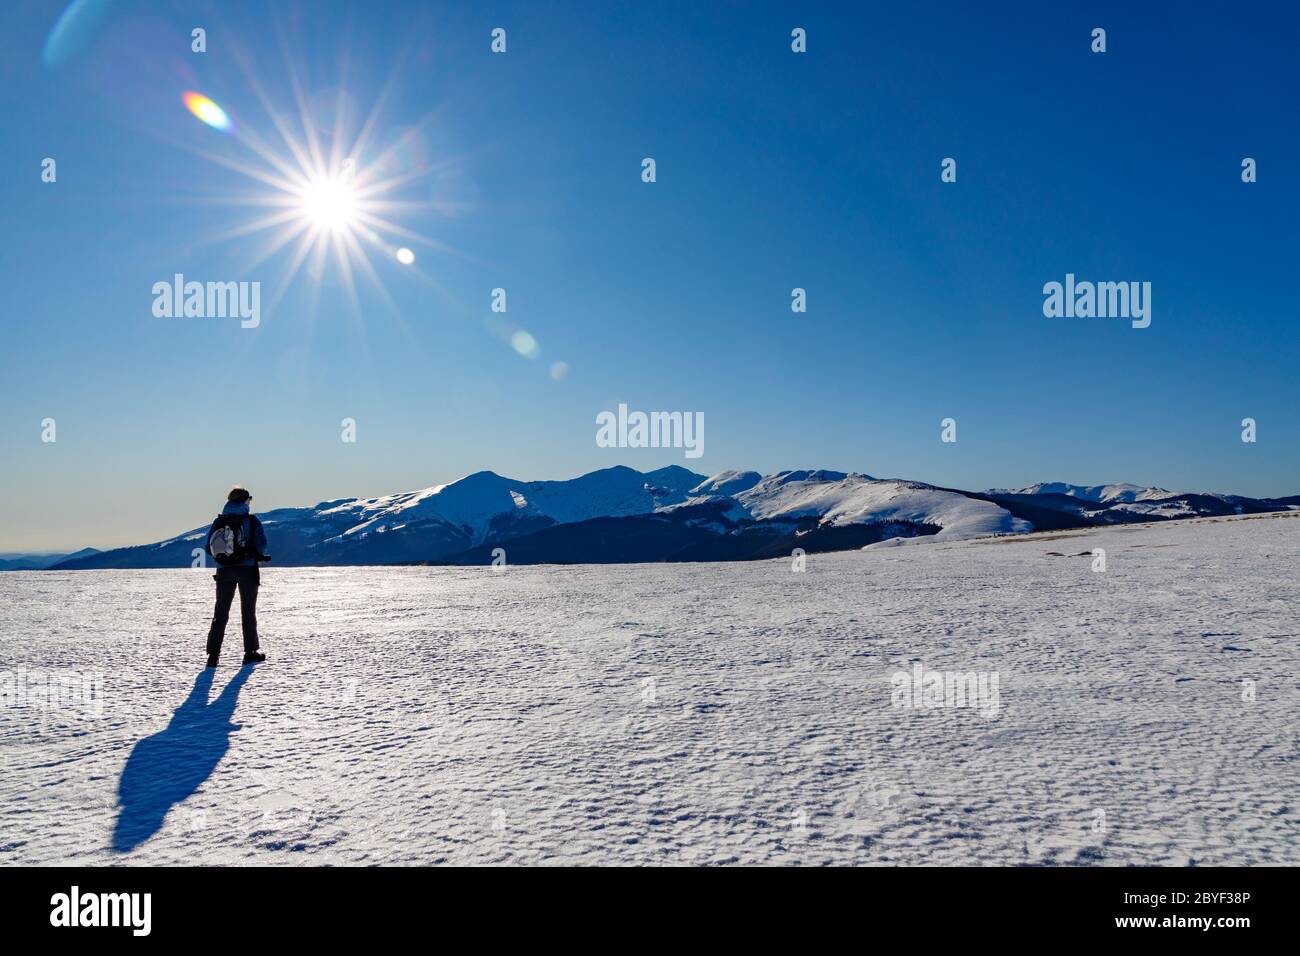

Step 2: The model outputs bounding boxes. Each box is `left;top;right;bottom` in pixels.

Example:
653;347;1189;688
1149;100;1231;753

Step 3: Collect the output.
210;514;256;565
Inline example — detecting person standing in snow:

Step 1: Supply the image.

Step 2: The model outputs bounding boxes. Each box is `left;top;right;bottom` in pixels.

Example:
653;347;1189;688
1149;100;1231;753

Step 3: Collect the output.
203;486;270;667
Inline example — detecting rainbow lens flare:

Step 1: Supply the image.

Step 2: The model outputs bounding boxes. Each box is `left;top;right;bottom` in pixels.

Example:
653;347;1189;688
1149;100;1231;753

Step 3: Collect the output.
182;91;232;131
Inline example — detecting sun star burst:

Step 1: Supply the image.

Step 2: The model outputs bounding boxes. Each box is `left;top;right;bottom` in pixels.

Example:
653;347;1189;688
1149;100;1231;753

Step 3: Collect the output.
178;68;440;324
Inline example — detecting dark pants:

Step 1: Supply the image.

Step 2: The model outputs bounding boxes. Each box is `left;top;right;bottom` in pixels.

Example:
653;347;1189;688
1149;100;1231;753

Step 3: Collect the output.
206;565;260;656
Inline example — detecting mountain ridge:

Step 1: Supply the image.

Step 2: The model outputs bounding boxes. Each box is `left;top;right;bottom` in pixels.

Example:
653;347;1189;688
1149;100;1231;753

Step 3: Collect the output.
40;467;1298;570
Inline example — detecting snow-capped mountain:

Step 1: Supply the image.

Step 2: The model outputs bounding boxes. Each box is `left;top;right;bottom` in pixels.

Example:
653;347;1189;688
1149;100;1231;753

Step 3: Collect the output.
314;465;704;547
439;470;1017;566
45;467;1295;570
727;472;1029;539
988;482;1174;503
689;469;764;497
981;481;1293;528
53;466;708;570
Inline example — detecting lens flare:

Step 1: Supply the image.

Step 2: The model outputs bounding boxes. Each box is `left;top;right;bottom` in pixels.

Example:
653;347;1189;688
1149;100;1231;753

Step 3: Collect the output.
182;91;233;132
511;330;540;359
42;0;116;69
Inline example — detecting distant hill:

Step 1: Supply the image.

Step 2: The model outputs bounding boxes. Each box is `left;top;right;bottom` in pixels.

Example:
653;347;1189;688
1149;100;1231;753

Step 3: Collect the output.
1;547;100;571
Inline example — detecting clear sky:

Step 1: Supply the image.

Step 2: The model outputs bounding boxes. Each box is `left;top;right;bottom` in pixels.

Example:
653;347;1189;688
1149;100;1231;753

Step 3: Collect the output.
1;0;1297;551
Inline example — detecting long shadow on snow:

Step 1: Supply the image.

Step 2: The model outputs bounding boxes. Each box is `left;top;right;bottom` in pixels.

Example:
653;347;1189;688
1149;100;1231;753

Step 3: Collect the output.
111;666;253;853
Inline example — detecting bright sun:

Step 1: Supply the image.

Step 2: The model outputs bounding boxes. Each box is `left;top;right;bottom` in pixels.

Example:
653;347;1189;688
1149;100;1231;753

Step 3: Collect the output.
298;174;360;232
184;83;431;309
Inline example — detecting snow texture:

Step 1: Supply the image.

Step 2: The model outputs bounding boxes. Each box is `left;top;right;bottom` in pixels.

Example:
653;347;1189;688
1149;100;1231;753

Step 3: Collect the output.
1;512;1295;865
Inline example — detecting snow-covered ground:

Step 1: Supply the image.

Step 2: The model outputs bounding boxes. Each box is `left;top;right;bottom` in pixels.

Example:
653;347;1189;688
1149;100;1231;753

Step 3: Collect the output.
1;513;1295;865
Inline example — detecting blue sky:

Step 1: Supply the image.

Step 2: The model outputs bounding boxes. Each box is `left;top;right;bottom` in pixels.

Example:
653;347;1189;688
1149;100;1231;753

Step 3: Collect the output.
1;0;1297;551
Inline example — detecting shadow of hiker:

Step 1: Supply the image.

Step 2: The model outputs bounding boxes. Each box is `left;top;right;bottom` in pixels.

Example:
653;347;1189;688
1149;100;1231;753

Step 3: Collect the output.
111;665;254;853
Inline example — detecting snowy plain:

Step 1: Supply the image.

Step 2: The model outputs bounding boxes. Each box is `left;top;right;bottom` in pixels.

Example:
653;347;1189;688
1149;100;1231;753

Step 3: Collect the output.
1;512;1296;866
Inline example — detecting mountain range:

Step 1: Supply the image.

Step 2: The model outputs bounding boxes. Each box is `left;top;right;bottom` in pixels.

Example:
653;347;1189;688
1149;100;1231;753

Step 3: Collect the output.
37;467;1298;570
0;547;100;571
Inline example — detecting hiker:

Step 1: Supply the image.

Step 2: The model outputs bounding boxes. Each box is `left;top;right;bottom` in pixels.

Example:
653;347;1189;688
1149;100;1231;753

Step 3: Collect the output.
204;486;270;667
